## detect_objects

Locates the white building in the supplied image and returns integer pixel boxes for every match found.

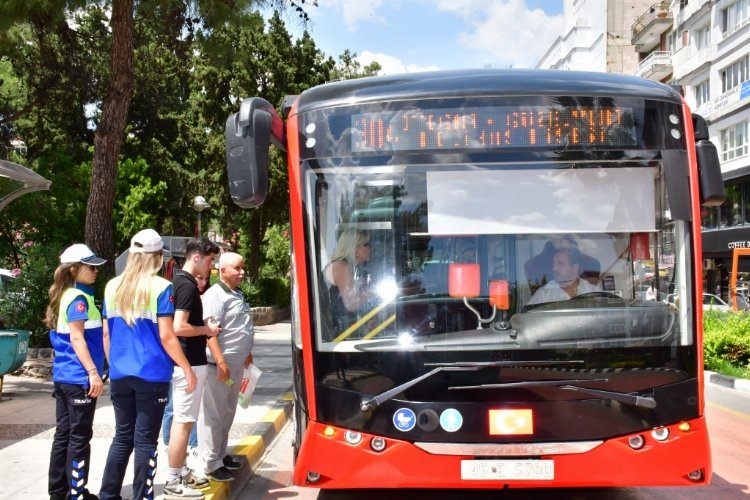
[536,0,655,74]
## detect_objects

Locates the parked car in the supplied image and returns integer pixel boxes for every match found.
[702,293,731,312]
[663,292,732,312]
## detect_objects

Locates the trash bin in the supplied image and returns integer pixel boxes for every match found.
[0,330,30,376]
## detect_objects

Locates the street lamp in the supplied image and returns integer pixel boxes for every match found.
[193,195,210,237]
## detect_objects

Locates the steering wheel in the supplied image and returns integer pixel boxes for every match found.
[574,291,622,299]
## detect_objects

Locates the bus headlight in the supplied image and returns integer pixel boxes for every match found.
[628,434,645,449]
[345,430,363,445]
[370,437,387,452]
[651,427,669,441]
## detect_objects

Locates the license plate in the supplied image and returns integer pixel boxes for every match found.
[460,460,554,480]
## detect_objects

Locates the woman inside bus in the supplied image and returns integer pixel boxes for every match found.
[322,228,371,338]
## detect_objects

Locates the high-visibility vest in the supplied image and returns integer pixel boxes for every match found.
[104,275,175,382]
[49,286,104,385]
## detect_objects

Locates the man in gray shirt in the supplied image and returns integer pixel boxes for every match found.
[198,252,254,482]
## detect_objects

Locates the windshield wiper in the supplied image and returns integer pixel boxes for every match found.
[359,360,584,411]
[559,385,657,409]
[360,366,481,411]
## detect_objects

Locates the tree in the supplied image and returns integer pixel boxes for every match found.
[333,49,382,80]
[0,0,315,275]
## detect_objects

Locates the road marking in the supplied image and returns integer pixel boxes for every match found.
[707,400,750,421]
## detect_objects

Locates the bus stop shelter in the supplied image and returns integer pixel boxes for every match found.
[0,159,51,210]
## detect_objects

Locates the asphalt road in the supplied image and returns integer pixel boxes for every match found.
[237,381,750,499]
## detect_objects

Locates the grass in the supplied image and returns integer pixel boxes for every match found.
[708,357,750,379]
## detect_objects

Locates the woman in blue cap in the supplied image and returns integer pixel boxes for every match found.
[46,243,107,500]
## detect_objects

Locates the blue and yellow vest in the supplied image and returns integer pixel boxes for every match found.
[104,275,175,382]
[49,286,104,386]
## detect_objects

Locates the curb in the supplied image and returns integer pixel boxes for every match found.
[706,371,750,394]
[201,392,293,500]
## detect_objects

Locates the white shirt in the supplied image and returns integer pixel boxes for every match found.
[527,278,599,305]
[202,282,254,365]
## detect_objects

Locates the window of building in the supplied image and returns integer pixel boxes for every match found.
[721,121,749,161]
[744,184,750,224]
[721,0,750,33]
[696,25,710,50]
[667,30,676,53]
[702,206,719,229]
[721,56,749,92]
[695,80,710,107]
[720,184,743,227]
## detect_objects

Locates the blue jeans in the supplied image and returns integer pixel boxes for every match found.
[99,377,169,500]
[161,381,198,448]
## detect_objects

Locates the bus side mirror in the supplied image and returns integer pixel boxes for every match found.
[693,113,725,207]
[225,97,286,209]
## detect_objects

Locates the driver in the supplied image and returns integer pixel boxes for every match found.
[527,245,599,305]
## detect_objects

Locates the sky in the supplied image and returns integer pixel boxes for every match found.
[286,0,565,75]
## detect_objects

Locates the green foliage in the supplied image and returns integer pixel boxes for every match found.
[261,223,290,279]
[240,276,290,308]
[1,1,378,320]
[0,241,61,347]
[703,311,750,375]
[114,157,168,252]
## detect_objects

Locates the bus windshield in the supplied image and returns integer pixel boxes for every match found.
[303,98,692,354]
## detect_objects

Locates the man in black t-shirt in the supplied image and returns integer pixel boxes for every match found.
[164,238,220,498]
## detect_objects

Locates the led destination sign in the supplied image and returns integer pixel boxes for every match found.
[351,106,638,153]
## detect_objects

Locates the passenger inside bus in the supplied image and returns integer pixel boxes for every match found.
[526,239,600,305]
[322,228,371,337]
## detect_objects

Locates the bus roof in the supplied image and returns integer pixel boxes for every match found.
[294,69,681,114]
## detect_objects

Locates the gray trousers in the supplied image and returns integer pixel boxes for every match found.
[198,362,244,474]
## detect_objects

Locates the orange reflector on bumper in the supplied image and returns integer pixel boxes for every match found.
[489,409,534,435]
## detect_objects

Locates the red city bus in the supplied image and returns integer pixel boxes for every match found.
[225,70,725,489]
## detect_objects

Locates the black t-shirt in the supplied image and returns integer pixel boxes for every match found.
[172,269,207,366]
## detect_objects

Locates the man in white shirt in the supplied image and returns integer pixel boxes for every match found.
[198,252,254,482]
[527,247,598,305]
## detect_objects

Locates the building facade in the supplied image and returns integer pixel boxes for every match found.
[536,0,655,74]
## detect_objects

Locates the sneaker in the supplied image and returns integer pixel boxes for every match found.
[222,455,242,470]
[206,466,235,482]
[163,477,205,499]
[184,469,210,490]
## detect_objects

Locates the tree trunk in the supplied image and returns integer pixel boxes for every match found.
[85,0,134,273]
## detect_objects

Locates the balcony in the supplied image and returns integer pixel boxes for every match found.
[635,51,673,81]
[632,2,673,53]
[674,0,711,28]
[672,46,710,82]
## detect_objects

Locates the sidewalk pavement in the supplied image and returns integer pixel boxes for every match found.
[0,320,293,500]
